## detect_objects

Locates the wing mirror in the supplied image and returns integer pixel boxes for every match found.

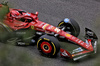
[35,12,38,16]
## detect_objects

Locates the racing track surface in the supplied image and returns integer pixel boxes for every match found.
[0,0,100,66]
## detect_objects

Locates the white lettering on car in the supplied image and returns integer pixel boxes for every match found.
[55,28,60,33]
[48,26,53,29]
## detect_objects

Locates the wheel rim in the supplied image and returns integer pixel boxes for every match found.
[40,41,52,53]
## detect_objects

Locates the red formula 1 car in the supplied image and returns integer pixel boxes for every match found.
[0,2,98,61]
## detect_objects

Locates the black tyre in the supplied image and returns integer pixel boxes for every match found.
[57,18,80,37]
[37,35,60,57]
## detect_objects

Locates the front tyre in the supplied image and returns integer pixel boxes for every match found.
[37,35,60,57]
[57,18,80,37]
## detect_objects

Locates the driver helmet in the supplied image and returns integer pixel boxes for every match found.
[10,10,20,17]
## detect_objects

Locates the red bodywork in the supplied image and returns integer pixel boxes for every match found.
[2,7,96,60]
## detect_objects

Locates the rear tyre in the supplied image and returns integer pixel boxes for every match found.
[37,35,60,57]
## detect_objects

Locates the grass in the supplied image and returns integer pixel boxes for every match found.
[0,4,9,22]
[0,44,34,66]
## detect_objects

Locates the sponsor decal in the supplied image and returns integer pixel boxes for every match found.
[38,22,45,27]
[62,50,69,57]
[76,39,79,42]
[86,44,89,48]
[78,40,82,43]
[52,27,55,30]
[18,42,26,45]
[16,32,26,34]
[72,36,76,40]
[31,26,34,29]
[54,28,60,33]
[48,25,54,29]
[71,36,85,45]
[66,33,71,37]
[42,24,49,30]
[80,42,84,45]
[72,47,83,54]
[36,28,44,31]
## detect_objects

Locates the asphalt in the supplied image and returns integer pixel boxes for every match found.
[0,0,100,66]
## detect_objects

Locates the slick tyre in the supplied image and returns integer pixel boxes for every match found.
[58,18,80,37]
[37,35,60,57]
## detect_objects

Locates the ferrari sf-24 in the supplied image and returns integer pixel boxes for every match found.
[0,2,98,61]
